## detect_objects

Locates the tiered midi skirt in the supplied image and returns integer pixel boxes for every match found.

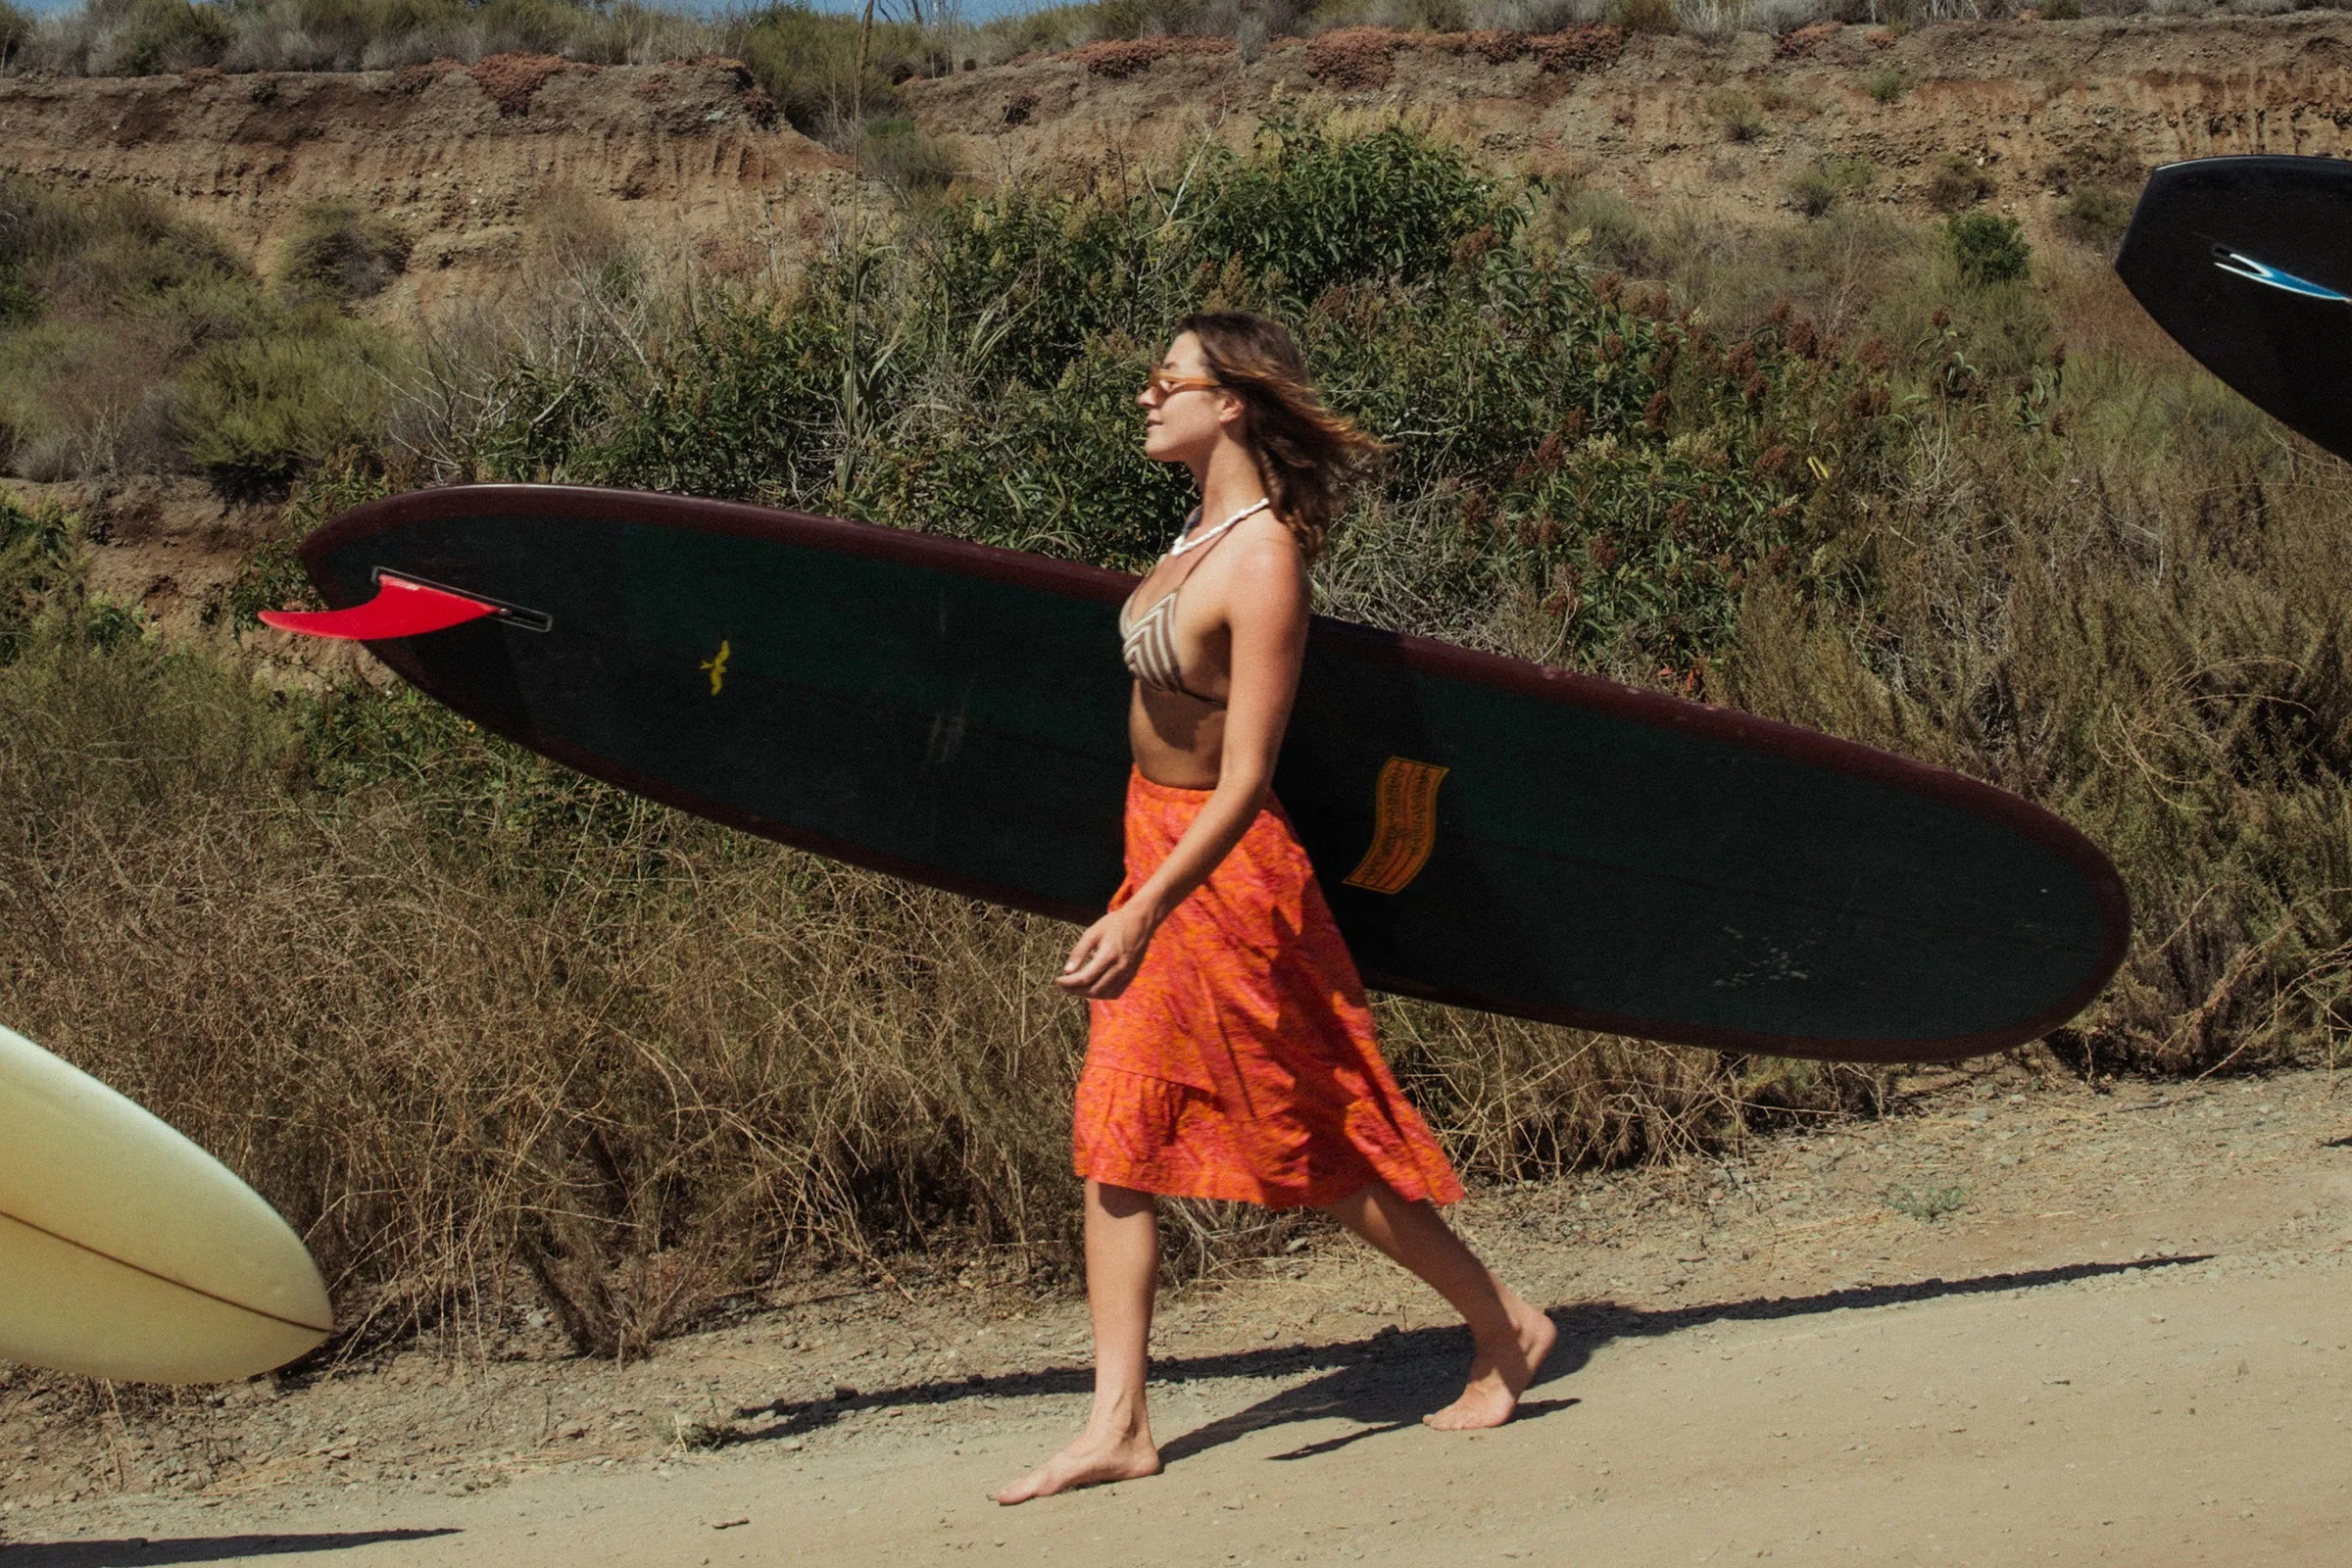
[1073,770,1464,1209]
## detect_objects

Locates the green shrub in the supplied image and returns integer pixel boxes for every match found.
[276,201,412,302]
[1946,212,2031,286]
[0,177,404,491]
[1612,0,1680,35]
[0,179,258,479]
[2039,0,2083,18]
[731,2,942,136]
[1863,66,1907,105]
[93,0,233,74]
[0,178,242,315]
[0,497,72,663]
[858,117,960,200]
[0,1,35,64]
[1924,153,1991,212]
[1185,115,1526,309]
[1787,158,1873,219]
[2059,186,2136,250]
[174,316,397,497]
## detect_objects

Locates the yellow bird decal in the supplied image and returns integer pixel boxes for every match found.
[701,639,731,696]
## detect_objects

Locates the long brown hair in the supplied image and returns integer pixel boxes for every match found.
[1176,311,1382,561]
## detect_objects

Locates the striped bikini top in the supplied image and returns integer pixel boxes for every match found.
[1118,499,1271,704]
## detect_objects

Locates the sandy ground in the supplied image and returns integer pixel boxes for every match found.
[6,1060,2352,1563]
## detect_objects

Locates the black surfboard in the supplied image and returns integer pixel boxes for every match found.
[286,485,2130,1063]
[2114,154,2352,463]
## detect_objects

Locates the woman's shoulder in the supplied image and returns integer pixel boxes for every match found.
[1222,509,1304,564]
[1203,513,1307,604]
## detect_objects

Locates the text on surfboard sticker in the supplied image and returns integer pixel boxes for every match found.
[1344,758,1448,895]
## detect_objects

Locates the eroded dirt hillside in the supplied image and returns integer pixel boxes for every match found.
[5,14,2350,314]
[910,13,2352,227]
[0,58,856,314]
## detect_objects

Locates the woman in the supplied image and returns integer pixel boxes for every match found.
[992,313,1554,1506]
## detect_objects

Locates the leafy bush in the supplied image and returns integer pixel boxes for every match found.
[0,178,402,492]
[276,200,412,301]
[0,178,246,479]
[1611,0,1680,34]
[0,0,34,63]
[175,312,398,496]
[1947,212,2031,286]
[1862,66,1906,104]
[731,2,947,137]
[1786,157,1873,219]
[2058,186,2135,251]
[0,496,72,663]
[1186,115,1527,309]
[858,116,960,200]
[1924,153,1991,212]
[0,177,242,309]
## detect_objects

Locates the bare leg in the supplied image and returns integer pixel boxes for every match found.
[1319,1182,1556,1430]
[991,1180,1166,1503]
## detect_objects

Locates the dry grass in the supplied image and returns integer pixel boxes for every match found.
[1723,360,2352,1077]
[0,590,1795,1361]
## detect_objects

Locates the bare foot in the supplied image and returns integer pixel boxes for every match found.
[1424,1297,1556,1431]
[990,1426,1161,1504]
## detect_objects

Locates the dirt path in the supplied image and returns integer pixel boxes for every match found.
[6,1062,2351,1564]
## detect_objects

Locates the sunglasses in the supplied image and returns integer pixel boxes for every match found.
[1143,369,1223,401]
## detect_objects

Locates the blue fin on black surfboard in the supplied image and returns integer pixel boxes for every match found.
[2114,155,2352,464]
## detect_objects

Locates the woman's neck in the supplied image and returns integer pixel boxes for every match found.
[1187,438,1272,527]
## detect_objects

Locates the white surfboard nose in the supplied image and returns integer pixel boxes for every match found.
[0,1023,332,1385]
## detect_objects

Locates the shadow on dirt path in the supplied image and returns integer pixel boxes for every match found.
[0,1530,459,1565]
[721,1252,2210,1463]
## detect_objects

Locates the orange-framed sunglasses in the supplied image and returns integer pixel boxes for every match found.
[1142,369,1222,401]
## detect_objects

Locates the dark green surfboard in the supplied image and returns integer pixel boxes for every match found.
[296,484,2129,1063]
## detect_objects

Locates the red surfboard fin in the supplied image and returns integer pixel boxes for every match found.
[260,575,501,641]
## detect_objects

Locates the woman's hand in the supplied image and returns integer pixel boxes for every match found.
[1055,903,1160,1000]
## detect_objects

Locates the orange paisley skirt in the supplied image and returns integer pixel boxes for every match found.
[1073,770,1464,1210]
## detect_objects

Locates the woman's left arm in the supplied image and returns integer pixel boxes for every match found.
[1057,533,1309,999]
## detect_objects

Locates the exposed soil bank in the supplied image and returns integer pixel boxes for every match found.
[909,14,2352,227]
[5,15,2351,316]
[0,59,854,313]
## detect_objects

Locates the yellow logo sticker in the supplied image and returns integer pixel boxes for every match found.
[701,639,731,696]
[1343,758,1449,896]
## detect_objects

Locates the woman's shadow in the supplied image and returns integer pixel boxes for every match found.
[1153,1251,2204,1464]
[729,1250,2205,1465]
